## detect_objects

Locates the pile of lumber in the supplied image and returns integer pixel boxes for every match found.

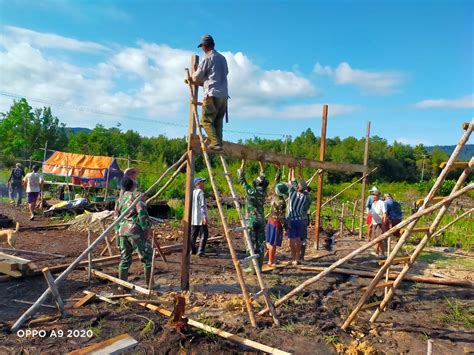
[0,252,38,277]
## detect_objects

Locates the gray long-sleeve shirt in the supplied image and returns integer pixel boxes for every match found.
[193,49,229,98]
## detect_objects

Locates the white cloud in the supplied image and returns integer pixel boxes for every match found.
[395,137,432,146]
[314,61,405,95]
[414,94,474,109]
[3,26,109,53]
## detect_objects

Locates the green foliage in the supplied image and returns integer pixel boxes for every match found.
[441,298,474,328]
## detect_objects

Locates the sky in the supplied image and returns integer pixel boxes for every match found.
[0,0,472,146]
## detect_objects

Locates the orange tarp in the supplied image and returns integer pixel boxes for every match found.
[43,151,114,179]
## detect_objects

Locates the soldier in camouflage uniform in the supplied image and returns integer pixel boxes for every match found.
[265,169,289,267]
[237,160,269,273]
[114,177,153,284]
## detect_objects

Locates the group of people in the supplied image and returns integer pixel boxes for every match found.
[190,161,312,273]
[7,163,44,220]
[365,186,403,256]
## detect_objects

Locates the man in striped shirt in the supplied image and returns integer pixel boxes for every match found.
[287,167,310,265]
[191,177,209,257]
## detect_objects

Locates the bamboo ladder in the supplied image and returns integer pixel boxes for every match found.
[341,120,473,330]
[185,69,280,327]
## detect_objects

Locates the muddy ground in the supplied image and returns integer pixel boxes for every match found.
[0,203,473,354]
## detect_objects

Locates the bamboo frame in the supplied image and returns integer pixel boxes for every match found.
[258,184,474,316]
[342,121,472,329]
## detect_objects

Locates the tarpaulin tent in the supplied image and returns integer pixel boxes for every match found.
[42,151,123,183]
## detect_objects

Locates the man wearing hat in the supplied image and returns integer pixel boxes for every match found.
[365,186,378,240]
[238,160,269,273]
[265,170,288,267]
[368,187,387,256]
[8,163,25,206]
[191,177,209,256]
[191,34,229,151]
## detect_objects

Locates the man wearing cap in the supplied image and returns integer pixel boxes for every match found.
[238,160,269,273]
[8,163,25,206]
[191,34,229,151]
[384,193,402,237]
[369,187,387,256]
[265,169,288,267]
[191,177,209,256]
[286,167,310,266]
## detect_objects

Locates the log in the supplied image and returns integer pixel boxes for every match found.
[299,266,473,288]
[42,268,65,312]
[189,134,367,173]
[67,333,137,355]
[0,248,65,259]
[126,297,291,355]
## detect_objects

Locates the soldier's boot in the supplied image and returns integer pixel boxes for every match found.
[257,252,264,271]
[300,244,307,261]
[144,267,153,288]
[118,268,128,282]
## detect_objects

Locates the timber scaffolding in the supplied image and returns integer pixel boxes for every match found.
[7,54,472,348]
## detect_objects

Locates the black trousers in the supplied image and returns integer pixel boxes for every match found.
[191,225,209,255]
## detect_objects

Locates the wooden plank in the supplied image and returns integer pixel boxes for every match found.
[189,134,367,173]
[0,248,65,258]
[67,333,137,355]
[415,196,444,207]
[73,292,96,308]
[127,297,291,355]
[83,291,118,305]
[1,269,24,277]
[439,161,469,169]
[400,226,430,234]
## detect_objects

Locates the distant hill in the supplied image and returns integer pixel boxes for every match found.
[426,144,473,160]
[66,127,91,135]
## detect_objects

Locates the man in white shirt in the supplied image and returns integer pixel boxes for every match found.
[369,188,387,256]
[23,165,44,220]
[191,177,208,256]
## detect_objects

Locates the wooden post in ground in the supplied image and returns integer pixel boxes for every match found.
[358,121,371,239]
[351,200,358,233]
[87,229,92,285]
[314,104,328,250]
[339,202,345,236]
[181,54,199,291]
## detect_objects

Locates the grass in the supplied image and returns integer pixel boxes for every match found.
[440,298,474,328]
[281,320,297,333]
[323,334,340,346]
[418,252,474,269]
[195,314,218,341]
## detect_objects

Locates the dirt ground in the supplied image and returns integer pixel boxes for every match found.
[0,202,473,354]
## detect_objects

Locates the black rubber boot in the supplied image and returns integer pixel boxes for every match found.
[300,244,306,261]
[118,268,128,282]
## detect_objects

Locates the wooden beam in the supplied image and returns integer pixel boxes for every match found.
[181,54,199,291]
[361,301,382,310]
[91,269,152,296]
[358,121,371,239]
[314,104,328,250]
[439,161,469,169]
[42,268,64,312]
[126,297,291,355]
[0,248,65,259]
[67,333,137,355]
[73,292,96,308]
[362,281,394,291]
[189,134,367,173]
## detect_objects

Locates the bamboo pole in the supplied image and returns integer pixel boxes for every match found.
[185,68,257,327]
[431,207,473,239]
[367,155,474,324]
[145,160,186,204]
[358,122,371,239]
[145,152,187,201]
[257,183,473,316]
[42,268,64,312]
[181,55,199,291]
[314,104,328,250]
[220,156,280,326]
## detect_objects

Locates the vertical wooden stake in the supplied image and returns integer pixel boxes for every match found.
[358,122,371,240]
[181,54,199,290]
[314,104,328,250]
[87,229,92,285]
[351,200,358,234]
[42,268,65,312]
[148,236,156,298]
[339,202,345,236]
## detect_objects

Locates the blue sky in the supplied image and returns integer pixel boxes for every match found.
[0,0,472,146]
